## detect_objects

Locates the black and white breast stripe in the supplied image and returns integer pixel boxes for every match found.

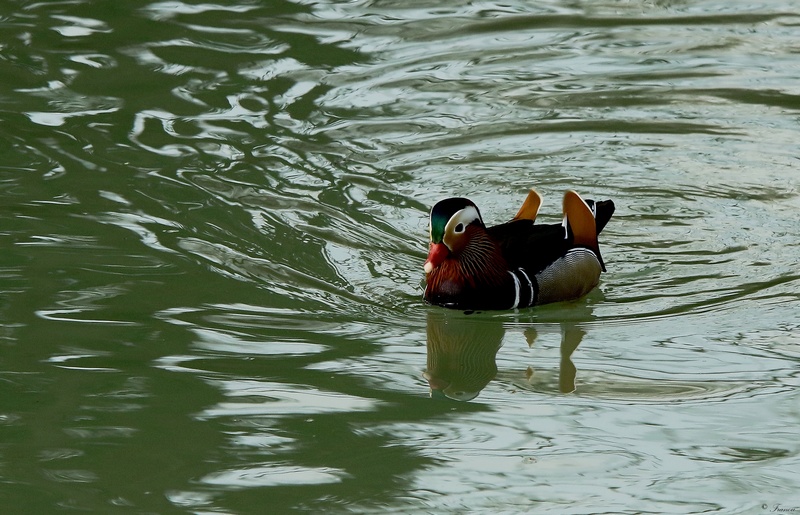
[507,268,538,309]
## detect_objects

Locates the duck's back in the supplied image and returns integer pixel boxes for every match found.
[488,220,571,275]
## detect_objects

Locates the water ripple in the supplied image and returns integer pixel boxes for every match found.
[198,379,381,419]
[200,464,348,489]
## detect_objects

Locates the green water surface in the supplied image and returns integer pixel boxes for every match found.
[1,1,799,513]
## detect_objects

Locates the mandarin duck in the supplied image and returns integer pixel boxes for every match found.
[423,189,614,310]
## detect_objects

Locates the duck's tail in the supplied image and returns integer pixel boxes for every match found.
[587,199,615,235]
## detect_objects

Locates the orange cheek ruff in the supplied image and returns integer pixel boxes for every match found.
[424,242,449,274]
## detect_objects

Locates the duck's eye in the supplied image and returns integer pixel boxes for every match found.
[455,223,464,233]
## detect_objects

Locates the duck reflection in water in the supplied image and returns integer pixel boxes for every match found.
[423,310,585,401]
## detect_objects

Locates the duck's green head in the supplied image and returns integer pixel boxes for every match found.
[429,197,484,244]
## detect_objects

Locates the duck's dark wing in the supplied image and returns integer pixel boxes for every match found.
[488,198,615,275]
[487,220,571,274]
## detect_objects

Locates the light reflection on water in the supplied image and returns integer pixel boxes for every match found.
[1,0,799,512]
